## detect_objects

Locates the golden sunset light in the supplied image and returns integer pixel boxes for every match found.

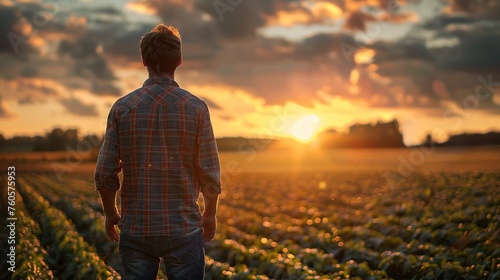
[1,1,499,279]
[290,114,321,142]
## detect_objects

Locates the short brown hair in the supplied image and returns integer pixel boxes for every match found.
[140,24,182,74]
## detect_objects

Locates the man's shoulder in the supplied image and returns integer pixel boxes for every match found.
[111,88,142,108]
[110,84,209,113]
[173,87,207,108]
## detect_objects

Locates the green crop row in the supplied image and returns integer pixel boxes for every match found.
[17,178,120,279]
[24,176,121,271]
[1,183,53,280]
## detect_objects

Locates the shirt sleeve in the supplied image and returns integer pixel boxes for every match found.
[196,102,222,196]
[94,104,122,191]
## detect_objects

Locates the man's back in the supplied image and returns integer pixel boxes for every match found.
[96,76,220,236]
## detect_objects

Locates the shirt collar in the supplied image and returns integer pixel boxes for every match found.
[143,76,179,88]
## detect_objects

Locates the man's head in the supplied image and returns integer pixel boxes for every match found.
[140,24,182,75]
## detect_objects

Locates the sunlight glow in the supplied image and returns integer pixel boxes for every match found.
[310,1,343,19]
[125,2,156,15]
[291,114,321,142]
[354,48,376,65]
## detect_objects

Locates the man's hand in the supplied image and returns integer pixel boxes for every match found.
[99,187,120,242]
[105,211,121,242]
[202,213,216,242]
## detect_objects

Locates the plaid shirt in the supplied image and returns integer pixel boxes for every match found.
[95,76,221,237]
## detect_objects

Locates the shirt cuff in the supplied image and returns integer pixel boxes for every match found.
[95,174,120,192]
[201,181,222,196]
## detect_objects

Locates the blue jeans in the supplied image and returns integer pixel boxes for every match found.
[119,229,205,280]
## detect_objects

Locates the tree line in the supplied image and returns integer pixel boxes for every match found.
[0,128,101,153]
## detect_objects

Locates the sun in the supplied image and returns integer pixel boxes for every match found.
[290,114,321,142]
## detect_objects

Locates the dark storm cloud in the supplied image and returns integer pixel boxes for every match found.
[103,24,154,59]
[374,60,442,106]
[19,66,38,78]
[81,57,116,81]
[59,37,100,60]
[190,34,356,105]
[0,1,123,103]
[294,33,356,77]
[60,97,98,116]
[56,34,120,94]
[364,55,500,112]
[367,19,500,113]
[0,4,32,54]
[370,38,434,63]
[195,0,267,39]
[91,82,122,96]
[345,11,376,30]
[295,33,355,59]
[137,0,301,41]
[11,1,86,39]
[79,6,125,17]
[421,14,475,29]
[435,28,500,73]
[350,0,500,112]
[449,0,500,18]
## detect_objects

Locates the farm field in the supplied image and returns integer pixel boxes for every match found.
[1,148,499,279]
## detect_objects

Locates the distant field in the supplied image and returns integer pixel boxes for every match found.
[1,146,500,175]
[0,147,499,279]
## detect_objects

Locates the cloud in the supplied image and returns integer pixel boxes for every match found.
[448,0,500,18]
[338,0,500,113]
[58,37,100,60]
[430,25,500,74]
[91,81,122,96]
[370,38,434,64]
[60,97,98,117]
[103,23,154,59]
[0,4,35,54]
[168,31,358,106]
[0,77,61,105]
[0,1,122,104]
[2,0,499,124]
[195,0,272,39]
[264,1,343,26]
[0,95,15,118]
[345,10,376,30]
[136,0,341,41]
[105,0,424,109]
[114,0,418,108]
[341,0,419,31]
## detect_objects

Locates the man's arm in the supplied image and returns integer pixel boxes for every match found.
[196,103,222,242]
[95,105,122,242]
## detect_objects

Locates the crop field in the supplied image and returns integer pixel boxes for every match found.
[1,148,499,279]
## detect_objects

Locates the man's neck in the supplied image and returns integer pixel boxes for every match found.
[149,73,175,80]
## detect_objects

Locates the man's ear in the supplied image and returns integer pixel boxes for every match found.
[142,59,147,67]
[178,57,182,67]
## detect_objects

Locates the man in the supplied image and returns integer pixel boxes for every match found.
[95,23,221,280]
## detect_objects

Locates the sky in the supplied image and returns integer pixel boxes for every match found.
[0,0,499,145]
